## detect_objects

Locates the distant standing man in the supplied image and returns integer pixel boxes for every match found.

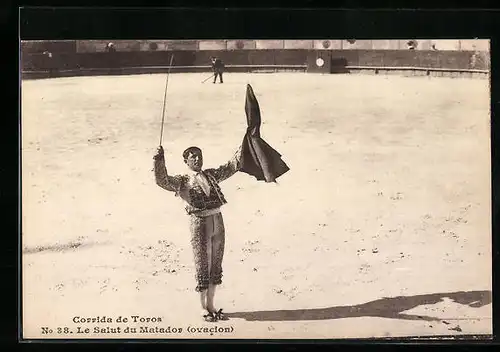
[210,56,225,84]
[153,145,241,322]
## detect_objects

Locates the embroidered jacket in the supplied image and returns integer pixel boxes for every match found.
[154,154,240,215]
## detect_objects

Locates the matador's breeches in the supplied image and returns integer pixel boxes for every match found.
[189,212,226,292]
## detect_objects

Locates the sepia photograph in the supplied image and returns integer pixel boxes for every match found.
[20,38,492,339]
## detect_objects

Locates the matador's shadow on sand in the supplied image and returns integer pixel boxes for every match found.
[225,290,491,322]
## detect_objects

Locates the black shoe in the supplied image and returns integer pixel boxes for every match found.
[203,312,217,322]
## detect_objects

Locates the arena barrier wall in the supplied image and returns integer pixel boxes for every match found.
[20,49,490,80]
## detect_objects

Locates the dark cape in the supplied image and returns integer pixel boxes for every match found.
[239,84,290,182]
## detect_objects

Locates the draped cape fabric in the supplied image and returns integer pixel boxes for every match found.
[239,84,290,182]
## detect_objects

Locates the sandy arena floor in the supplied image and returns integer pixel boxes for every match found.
[21,72,492,339]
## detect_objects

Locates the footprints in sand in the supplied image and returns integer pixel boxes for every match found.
[98,278,118,294]
[120,240,185,276]
[368,178,405,201]
[383,252,411,265]
[238,240,301,301]
[389,192,404,201]
[240,240,261,262]
[133,278,148,291]
[359,263,371,273]
[242,240,260,254]
[273,286,299,301]
[443,204,472,229]
[51,277,118,296]
[53,283,65,292]
[375,191,404,200]
[87,136,109,145]
[419,204,472,245]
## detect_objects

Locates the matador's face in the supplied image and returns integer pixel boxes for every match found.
[185,150,203,172]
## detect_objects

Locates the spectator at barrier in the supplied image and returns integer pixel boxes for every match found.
[105,42,118,71]
[407,40,418,50]
[42,51,54,76]
[105,42,116,53]
[210,56,225,84]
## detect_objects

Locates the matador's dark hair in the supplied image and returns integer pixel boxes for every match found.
[182,146,202,161]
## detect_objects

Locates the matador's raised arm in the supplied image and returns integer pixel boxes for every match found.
[153,146,183,193]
